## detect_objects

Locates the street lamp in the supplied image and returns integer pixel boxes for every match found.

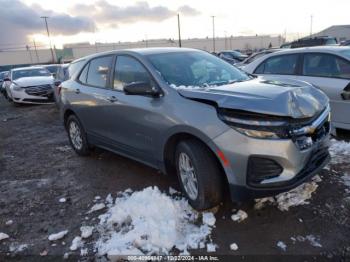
[211,16,216,52]
[177,14,182,48]
[40,16,55,62]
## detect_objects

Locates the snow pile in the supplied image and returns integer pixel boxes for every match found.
[0,233,9,241]
[231,210,248,222]
[329,139,350,164]
[95,186,215,257]
[48,230,68,241]
[255,175,321,211]
[9,243,28,253]
[206,243,217,252]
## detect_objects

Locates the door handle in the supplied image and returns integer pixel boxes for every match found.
[107,96,118,103]
[75,89,80,94]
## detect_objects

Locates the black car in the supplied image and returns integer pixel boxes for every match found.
[218,50,248,64]
[0,71,9,96]
[290,36,337,48]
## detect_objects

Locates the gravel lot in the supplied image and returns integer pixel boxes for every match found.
[0,95,350,261]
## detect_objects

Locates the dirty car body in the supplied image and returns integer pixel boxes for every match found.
[60,48,330,209]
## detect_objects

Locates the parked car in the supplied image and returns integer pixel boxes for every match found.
[235,49,282,68]
[280,42,292,49]
[53,58,87,107]
[289,36,337,48]
[53,64,70,106]
[242,46,350,131]
[39,64,62,78]
[218,50,248,64]
[340,40,350,46]
[60,48,330,210]
[0,71,9,96]
[3,66,55,104]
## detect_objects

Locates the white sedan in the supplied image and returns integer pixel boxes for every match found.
[242,46,350,131]
[4,67,55,104]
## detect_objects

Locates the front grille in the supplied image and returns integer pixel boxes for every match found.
[247,157,283,186]
[24,84,53,97]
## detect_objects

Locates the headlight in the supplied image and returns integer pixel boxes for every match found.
[11,83,22,91]
[235,127,280,139]
[219,114,286,139]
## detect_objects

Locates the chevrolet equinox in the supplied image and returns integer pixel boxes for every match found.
[60,48,330,210]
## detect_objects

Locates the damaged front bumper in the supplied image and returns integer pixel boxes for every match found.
[210,106,331,201]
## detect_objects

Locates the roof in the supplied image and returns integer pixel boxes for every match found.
[11,66,46,71]
[264,45,350,55]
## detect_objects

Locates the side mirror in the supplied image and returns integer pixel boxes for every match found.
[124,81,161,97]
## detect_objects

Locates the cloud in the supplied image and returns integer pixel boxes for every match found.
[71,1,200,26]
[0,0,200,47]
[0,0,95,46]
[178,5,201,16]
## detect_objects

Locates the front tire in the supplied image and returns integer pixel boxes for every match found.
[66,115,90,156]
[175,139,223,210]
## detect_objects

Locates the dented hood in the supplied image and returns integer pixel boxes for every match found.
[177,78,329,119]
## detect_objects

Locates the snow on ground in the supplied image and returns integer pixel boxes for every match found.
[255,175,321,211]
[291,235,322,248]
[202,212,216,226]
[88,203,106,213]
[230,243,238,251]
[48,230,68,241]
[206,243,217,252]
[231,210,248,222]
[329,139,350,164]
[9,243,28,253]
[342,173,350,188]
[70,236,83,251]
[80,226,93,239]
[0,233,9,241]
[5,220,13,226]
[277,241,287,251]
[94,186,215,257]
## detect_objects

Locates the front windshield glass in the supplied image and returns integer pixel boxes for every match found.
[147,51,250,87]
[45,65,59,74]
[340,49,350,60]
[12,68,51,80]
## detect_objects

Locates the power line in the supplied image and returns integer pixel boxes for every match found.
[40,16,55,62]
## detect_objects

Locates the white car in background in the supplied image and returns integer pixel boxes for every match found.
[242,46,350,131]
[3,67,55,104]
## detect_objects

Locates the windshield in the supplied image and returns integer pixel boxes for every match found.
[340,49,350,60]
[325,38,337,45]
[12,68,51,80]
[147,51,251,87]
[44,65,60,74]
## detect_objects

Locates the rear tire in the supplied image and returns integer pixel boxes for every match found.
[66,115,90,156]
[175,139,223,210]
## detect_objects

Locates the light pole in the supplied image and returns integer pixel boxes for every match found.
[177,14,182,48]
[310,15,313,37]
[40,16,55,62]
[211,16,216,52]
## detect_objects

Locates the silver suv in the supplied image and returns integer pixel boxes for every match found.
[60,48,330,210]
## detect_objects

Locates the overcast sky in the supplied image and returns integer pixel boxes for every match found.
[1,0,349,48]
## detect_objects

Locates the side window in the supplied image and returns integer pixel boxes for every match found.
[113,56,152,91]
[303,53,350,79]
[86,56,113,88]
[254,61,266,74]
[78,63,89,84]
[262,54,298,75]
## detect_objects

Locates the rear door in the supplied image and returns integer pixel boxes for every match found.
[253,53,301,81]
[69,55,115,140]
[296,53,350,127]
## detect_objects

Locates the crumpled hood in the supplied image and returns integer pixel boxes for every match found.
[13,76,54,87]
[177,77,329,119]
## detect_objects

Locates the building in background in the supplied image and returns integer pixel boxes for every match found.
[0,34,282,70]
[313,25,350,42]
